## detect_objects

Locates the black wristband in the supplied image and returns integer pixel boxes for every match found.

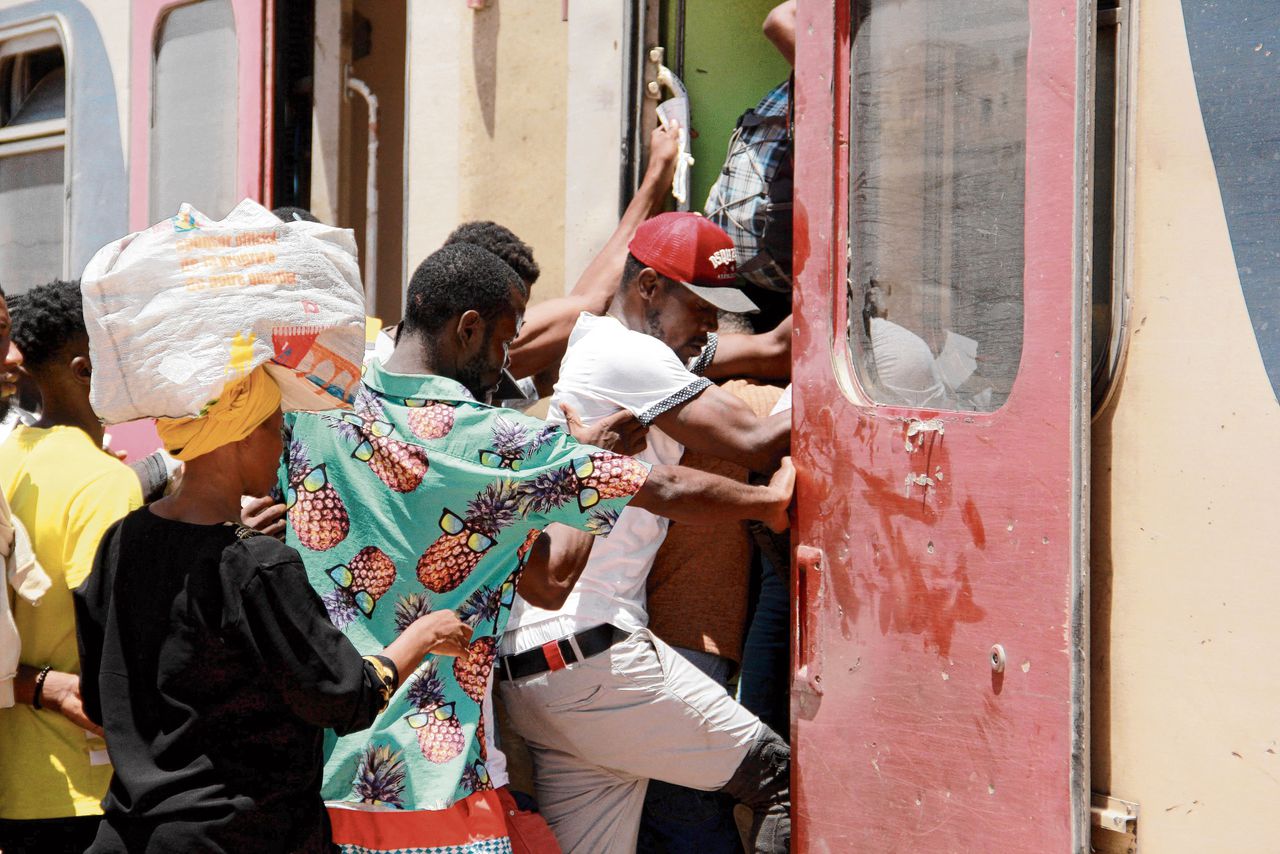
[32,665,52,710]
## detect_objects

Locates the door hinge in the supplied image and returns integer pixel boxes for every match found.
[1091,793,1138,854]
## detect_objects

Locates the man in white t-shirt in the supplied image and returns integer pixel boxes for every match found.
[498,213,791,854]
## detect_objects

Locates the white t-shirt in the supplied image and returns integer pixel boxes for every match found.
[869,317,948,408]
[770,384,792,416]
[501,313,711,655]
[481,674,508,789]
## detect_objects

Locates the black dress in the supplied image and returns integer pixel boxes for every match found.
[75,508,391,853]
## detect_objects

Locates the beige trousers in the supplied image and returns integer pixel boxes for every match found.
[497,628,763,854]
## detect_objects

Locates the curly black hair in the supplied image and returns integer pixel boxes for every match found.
[443,221,540,286]
[403,244,523,338]
[273,206,320,224]
[11,279,86,368]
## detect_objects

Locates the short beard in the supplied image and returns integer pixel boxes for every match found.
[643,306,664,340]
[456,327,496,403]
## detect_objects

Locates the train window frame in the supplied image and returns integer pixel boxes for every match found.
[147,0,239,222]
[1091,0,1137,417]
[843,1,1032,416]
[0,18,70,292]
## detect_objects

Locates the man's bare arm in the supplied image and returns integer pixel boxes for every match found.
[631,457,794,533]
[704,315,792,382]
[764,1,798,66]
[652,384,790,474]
[515,524,597,610]
[507,124,680,382]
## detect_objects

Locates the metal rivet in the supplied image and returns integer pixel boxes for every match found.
[989,644,1006,673]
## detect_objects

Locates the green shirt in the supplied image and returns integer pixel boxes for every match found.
[282,361,649,811]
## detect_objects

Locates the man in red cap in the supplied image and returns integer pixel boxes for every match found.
[497,212,791,854]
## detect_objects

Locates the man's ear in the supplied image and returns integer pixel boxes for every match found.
[70,354,92,386]
[455,309,485,354]
[635,268,663,302]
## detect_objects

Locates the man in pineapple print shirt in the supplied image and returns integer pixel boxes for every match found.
[499,212,793,854]
[283,243,793,854]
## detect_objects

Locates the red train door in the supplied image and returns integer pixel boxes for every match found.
[791,1,1091,851]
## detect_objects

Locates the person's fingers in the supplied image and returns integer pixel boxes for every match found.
[260,519,287,537]
[561,402,585,428]
[79,716,105,739]
[242,495,274,515]
[242,496,289,537]
[770,456,797,498]
[597,408,637,430]
[255,502,288,524]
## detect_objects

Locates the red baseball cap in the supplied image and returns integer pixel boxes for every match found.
[628,212,759,313]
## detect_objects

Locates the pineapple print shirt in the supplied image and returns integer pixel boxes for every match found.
[282,362,650,812]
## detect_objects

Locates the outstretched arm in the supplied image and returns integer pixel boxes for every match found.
[652,382,790,474]
[630,457,794,532]
[704,315,792,382]
[507,124,680,383]
[764,1,798,66]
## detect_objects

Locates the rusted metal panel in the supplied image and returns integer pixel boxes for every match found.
[790,0,1090,851]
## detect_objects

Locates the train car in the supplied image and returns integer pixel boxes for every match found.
[0,0,1276,851]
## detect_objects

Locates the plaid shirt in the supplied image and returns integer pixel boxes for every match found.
[704,79,792,293]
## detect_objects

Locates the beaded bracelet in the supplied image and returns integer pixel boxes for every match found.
[32,665,53,710]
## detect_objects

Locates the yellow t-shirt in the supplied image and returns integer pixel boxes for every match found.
[0,425,142,819]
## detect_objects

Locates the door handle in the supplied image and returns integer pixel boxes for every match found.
[794,544,824,698]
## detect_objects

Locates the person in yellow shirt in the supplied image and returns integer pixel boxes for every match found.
[0,280,142,853]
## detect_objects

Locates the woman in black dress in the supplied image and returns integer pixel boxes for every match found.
[75,370,471,853]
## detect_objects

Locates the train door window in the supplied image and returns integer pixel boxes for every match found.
[0,27,66,294]
[847,0,1028,412]
[149,0,238,221]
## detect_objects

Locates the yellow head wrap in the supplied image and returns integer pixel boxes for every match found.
[156,367,282,462]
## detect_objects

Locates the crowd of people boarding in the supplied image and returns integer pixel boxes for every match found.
[0,3,800,853]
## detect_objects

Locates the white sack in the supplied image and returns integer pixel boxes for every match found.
[82,199,367,422]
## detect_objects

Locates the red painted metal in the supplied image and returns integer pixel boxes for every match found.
[260,0,275,207]
[128,0,267,229]
[104,418,162,461]
[790,1,1085,851]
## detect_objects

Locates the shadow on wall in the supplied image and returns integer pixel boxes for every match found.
[472,0,500,137]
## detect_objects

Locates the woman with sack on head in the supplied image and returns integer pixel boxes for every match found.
[74,366,474,853]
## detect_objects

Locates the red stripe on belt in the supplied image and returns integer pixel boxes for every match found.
[541,639,568,671]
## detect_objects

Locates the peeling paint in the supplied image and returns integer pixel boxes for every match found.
[905,472,936,495]
[905,417,946,452]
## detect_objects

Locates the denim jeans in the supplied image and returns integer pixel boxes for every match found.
[637,646,743,854]
[738,553,790,740]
